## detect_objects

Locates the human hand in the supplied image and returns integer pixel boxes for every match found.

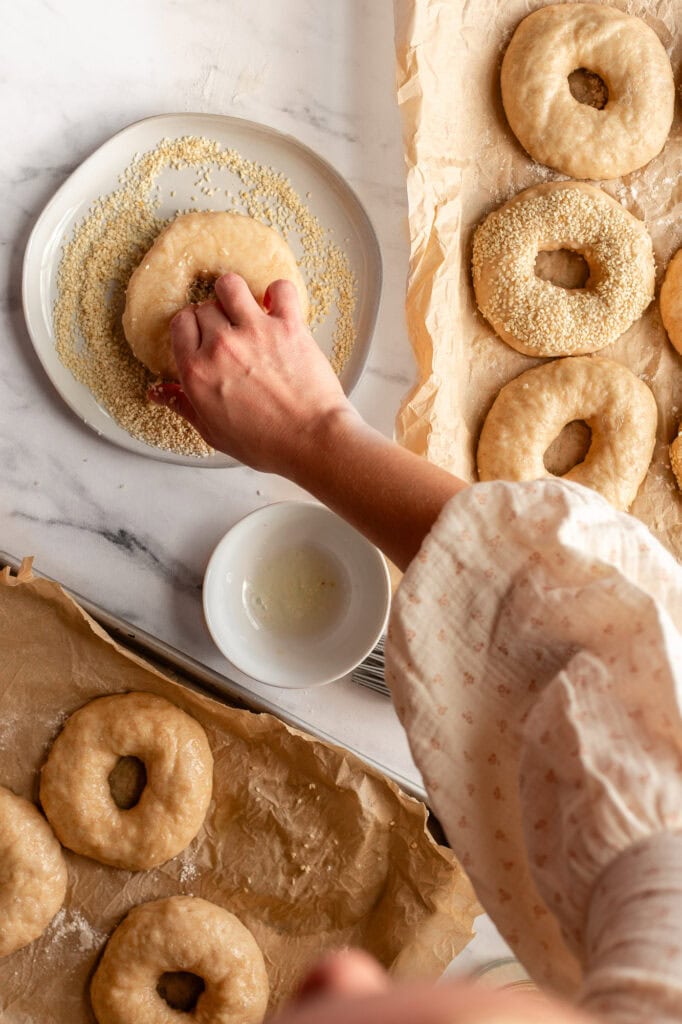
[148,273,358,475]
[268,950,596,1024]
[148,273,465,571]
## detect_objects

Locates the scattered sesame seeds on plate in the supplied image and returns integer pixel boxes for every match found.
[22,113,382,467]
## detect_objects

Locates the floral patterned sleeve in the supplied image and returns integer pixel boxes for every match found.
[386,478,682,1023]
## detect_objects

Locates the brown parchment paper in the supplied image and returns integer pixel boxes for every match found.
[394,0,682,560]
[0,560,477,1024]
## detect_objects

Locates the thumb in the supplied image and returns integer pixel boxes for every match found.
[148,382,202,431]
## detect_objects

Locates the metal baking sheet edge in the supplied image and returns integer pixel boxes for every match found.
[0,549,427,803]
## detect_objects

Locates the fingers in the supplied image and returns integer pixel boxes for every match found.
[264,279,304,321]
[148,382,202,432]
[170,307,201,366]
[215,272,261,324]
[295,951,389,1002]
[194,299,230,338]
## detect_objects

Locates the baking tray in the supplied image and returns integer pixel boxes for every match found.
[0,550,426,803]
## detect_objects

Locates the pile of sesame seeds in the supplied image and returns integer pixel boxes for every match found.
[471,185,654,357]
[54,135,358,458]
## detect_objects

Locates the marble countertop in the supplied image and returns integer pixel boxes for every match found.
[2,0,420,789]
[2,0,514,976]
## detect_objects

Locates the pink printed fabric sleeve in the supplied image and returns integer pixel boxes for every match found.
[386,478,682,1022]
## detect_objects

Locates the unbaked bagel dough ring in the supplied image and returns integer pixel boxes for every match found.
[40,692,213,871]
[501,4,675,180]
[0,785,68,957]
[122,211,310,380]
[661,251,682,492]
[90,896,269,1024]
[670,431,682,492]
[472,181,654,358]
[661,248,682,356]
[477,356,657,510]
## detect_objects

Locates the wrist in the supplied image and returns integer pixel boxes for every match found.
[288,404,374,490]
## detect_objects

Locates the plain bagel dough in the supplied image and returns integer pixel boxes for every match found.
[661,248,682,356]
[477,356,657,510]
[472,181,654,358]
[122,211,310,379]
[90,896,269,1024]
[0,785,68,957]
[40,692,213,871]
[501,4,675,180]
[667,251,682,491]
[670,432,682,492]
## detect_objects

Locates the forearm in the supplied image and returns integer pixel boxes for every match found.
[158,278,467,560]
[290,411,468,572]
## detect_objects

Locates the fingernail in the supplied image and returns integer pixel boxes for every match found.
[147,382,176,405]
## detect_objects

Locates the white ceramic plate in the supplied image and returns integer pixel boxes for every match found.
[203,501,391,688]
[22,113,383,467]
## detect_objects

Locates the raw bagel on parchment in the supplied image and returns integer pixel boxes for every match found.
[501,3,674,180]
[0,785,68,957]
[477,356,657,511]
[40,691,213,871]
[657,251,682,493]
[90,896,269,1024]
[661,248,682,358]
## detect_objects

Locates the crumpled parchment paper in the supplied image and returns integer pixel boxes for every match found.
[394,0,682,559]
[0,559,477,1023]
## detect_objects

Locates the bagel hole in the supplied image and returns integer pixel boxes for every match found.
[187,273,218,304]
[535,249,590,290]
[568,68,608,109]
[108,756,147,810]
[544,420,592,476]
[157,971,206,1013]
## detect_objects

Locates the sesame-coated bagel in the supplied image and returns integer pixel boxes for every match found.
[123,212,309,380]
[90,896,269,1024]
[477,356,657,510]
[472,181,654,358]
[40,692,213,871]
[501,4,674,180]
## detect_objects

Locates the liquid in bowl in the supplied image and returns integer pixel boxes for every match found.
[242,543,351,638]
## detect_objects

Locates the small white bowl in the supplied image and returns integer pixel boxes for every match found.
[202,501,391,688]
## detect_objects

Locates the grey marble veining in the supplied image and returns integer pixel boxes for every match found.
[0,0,420,787]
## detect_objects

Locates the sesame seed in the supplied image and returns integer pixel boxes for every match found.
[472,185,654,357]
